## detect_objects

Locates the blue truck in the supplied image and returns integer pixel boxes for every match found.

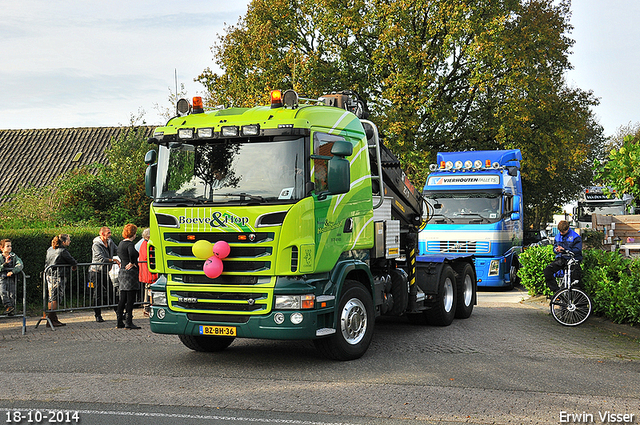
[419,150,523,288]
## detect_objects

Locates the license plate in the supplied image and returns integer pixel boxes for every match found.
[199,325,236,336]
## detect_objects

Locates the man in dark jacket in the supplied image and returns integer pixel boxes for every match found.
[544,220,583,294]
[89,227,120,322]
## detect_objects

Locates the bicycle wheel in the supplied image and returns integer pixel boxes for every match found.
[550,288,592,326]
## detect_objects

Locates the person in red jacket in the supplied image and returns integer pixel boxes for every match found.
[138,228,157,317]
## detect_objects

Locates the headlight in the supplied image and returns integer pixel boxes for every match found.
[221,126,239,137]
[197,128,213,138]
[150,291,168,306]
[242,124,260,136]
[178,128,194,139]
[488,260,500,276]
[275,294,315,310]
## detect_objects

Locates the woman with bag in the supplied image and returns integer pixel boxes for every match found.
[116,224,141,330]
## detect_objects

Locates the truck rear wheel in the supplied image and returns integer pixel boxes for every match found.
[314,280,374,361]
[178,334,235,352]
[424,264,457,326]
[454,262,475,319]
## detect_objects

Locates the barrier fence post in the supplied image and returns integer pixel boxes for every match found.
[0,271,28,335]
[35,262,148,330]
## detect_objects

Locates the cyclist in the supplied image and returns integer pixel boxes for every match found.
[543,220,582,296]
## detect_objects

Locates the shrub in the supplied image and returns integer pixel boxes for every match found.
[519,246,640,325]
[517,244,555,296]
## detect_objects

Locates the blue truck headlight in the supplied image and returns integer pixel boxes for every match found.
[488,260,500,276]
[275,294,315,310]
[151,291,168,306]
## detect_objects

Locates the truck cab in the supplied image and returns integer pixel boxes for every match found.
[419,150,523,288]
[574,186,634,229]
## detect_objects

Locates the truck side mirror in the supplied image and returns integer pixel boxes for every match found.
[511,212,520,221]
[331,140,353,157]
[144,150,157,165]
[145,164,157,198]
[327,157,351,195]
[144,150,157,198]
[512,195,521,213]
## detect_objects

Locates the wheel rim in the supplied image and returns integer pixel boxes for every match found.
[462,274,473,307]
[443,277,454,312]
[340,298,368,345]
[551,290,591,326]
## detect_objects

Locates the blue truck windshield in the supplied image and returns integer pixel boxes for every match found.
[155,138,306,203]
[426,193,502,224]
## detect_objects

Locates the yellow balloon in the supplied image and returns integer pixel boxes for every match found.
[192,240,213,260]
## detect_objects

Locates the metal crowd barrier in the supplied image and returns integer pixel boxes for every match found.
[0,271,28,335]
[36,262,147,330]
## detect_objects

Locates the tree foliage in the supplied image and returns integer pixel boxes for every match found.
[594,134,640,206]
[197,0,605,230]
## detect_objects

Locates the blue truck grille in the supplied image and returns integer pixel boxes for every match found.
[426,241,490,254]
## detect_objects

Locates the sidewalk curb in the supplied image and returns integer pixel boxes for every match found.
[522,294,640,341]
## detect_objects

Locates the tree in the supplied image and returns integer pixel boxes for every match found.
[197,0,605,230]
[594,135,640,207]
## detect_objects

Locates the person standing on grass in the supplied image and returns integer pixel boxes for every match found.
[0,239,24,316]
[116,224,141,329]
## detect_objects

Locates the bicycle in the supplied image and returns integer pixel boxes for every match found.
[549,251,592,326]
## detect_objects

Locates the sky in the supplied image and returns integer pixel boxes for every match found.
[1,0,639,138]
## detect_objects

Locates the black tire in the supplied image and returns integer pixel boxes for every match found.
[314,280,375,361]
[550,288,592,327]
[424,265,457,326]
[178,334,235,352]
[454,262,475,319]
[389,268,410,316]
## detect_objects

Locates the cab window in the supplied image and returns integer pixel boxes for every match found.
[313,132,345,192]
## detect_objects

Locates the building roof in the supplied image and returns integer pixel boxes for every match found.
[0,126,155,203]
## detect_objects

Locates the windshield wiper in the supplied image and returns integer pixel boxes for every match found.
[458,213,488,223]
[155,196,206,204]
[216,193,266,202]
[429,214,452,223]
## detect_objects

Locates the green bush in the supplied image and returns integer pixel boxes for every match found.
[519,246,640,325]
[517,244,555,297]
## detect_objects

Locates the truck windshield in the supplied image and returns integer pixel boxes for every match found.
[577,203,626,223]
[425,193,502,224]
[155,137,306,204]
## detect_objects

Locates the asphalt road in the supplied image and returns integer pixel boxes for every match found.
[1,286,638,425]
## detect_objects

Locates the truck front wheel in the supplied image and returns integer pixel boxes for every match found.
[178,334,235,352]
[424,265,457,326]
[314,280,375,361]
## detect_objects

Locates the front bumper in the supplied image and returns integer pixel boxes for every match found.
[149,304,336,340]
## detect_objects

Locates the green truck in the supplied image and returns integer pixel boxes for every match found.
[145,90,477,360]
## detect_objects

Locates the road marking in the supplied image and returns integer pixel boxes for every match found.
[4,408,356,425]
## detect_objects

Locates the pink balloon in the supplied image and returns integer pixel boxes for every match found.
[203,255,223,279]
[213,241,231,259]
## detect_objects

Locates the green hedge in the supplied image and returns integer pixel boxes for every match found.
[518,246,640,325]
[2,226,141,304]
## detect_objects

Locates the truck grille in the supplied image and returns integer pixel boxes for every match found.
[169,290,270,314]
[168,259,270,273]
[426,241,490,254]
